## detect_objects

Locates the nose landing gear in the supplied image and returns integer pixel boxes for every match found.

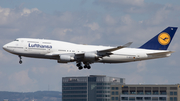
[19,56,22,64]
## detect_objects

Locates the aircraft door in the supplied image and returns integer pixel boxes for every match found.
[136,55,140,59]
[47,48,51,53]
[23,40,28,52]
[136,53,147,60]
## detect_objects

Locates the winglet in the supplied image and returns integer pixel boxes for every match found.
[123,42,133,47]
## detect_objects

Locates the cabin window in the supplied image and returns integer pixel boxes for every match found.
[58,50,66,52]
[42,42,51,44]
[27,41,39,43]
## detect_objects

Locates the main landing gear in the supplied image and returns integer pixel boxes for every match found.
[76,62,91,70]
[19,55,22,64]
[76,63,83,70]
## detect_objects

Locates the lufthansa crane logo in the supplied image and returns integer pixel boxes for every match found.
[158,32,171,45]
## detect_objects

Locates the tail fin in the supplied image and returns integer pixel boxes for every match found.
[139,27,178,50]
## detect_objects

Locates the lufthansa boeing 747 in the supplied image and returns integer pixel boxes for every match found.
[3,27,178,70]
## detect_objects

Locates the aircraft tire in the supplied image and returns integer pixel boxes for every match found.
[84,65,87,68]
[87,66,91,69]
[78,66,83,70]
[19,60,22,64]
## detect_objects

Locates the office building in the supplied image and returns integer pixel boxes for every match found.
[62,75,125,101]
[111,84,180,101]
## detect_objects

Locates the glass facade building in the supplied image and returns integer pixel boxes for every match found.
[62,75,125,101]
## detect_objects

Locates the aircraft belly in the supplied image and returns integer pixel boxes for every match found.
[99,54,136,63]
[13,52,58,60]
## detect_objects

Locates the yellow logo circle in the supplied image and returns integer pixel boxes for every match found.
[158,32,171,45]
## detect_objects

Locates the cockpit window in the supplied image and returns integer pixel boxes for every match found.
[14,39,19,41]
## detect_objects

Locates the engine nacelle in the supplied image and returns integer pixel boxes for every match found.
[84,52,98,60]
[57,55,74,63]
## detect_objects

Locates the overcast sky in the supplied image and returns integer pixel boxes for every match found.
[0,0,180,92]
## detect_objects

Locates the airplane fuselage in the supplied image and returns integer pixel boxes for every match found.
[3,38,171,63]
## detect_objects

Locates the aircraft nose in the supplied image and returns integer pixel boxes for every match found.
[3,42,16,53]
[2,44,7,50]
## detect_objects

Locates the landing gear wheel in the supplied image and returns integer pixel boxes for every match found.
[77,62,83,70]
[19,60,22,64]
[87,65,91,69]
[76,62,91,70]
[78,66,83,70]
[84,65,87,68]
[76,63,81,67]
[84,64,91,69]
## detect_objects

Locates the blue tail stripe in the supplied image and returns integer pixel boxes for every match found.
[139,27,178,50]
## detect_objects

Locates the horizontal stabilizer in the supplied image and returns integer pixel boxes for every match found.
[147,51,174,56]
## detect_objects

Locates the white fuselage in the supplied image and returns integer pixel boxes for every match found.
[3,38,171,63]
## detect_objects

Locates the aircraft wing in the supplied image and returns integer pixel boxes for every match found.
[45,52,61,56]
[97,42,132,55]
[45,42,133,62]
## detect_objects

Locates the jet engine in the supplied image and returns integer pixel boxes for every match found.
[84,52,98,60]
[57,55,74,63]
